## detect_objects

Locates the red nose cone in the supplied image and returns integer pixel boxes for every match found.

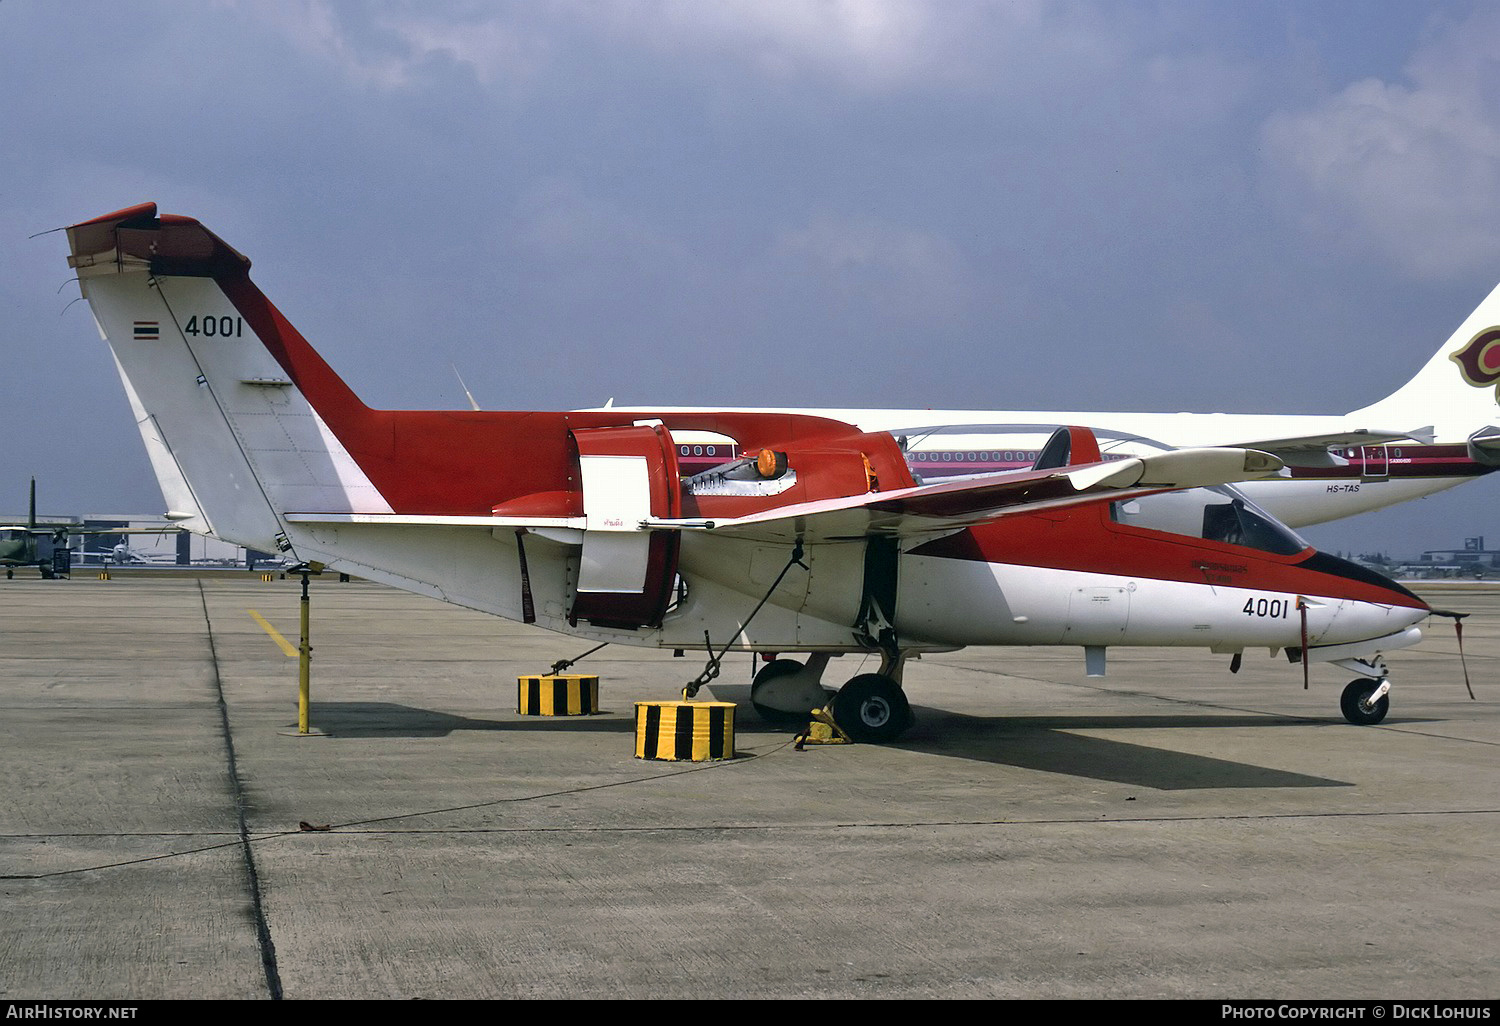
[1297,551,1427,610]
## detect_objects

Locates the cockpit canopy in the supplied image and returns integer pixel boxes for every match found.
[1111,485,1308,555]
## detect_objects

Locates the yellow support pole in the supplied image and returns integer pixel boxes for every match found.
[297,568,312,734]
[279,566,326,737]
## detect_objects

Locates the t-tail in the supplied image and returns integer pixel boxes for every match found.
[66,202,398,560]
[67,203,601,602]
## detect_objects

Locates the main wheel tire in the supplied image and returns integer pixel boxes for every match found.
[751,659,815,725]
[831,673,912,743]
[1340,678,1389,725]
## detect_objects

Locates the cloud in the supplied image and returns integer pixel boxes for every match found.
[237,1,1111,97]
[604,0,980,90]
[236,0,550,90]
[239,1,971,97]
[771,213,968,321]
[1261,7,1500,281]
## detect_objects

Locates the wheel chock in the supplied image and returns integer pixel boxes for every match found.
[793,706,850,748]
[635,701,735,761]
[517,674,599,716]
[97,571,111,581]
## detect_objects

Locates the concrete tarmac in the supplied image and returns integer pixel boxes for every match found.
[1,574,1496,1000]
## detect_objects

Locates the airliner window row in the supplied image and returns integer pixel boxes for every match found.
[907,451,1041,463]
[673,445,1049,463]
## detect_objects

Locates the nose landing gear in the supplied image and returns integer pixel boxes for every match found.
[1328,655,1393,725]
[1339,678,1391,725]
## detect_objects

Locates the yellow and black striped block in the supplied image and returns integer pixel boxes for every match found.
[635,701,736,762]
[517,674,599,716]
[97,571,111,581]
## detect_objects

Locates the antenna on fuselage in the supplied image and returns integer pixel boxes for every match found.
[451,364,482,412]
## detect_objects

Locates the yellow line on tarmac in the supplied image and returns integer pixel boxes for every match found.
[247,609,298,659]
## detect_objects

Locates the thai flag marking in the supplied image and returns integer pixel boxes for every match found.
[133,321,160,341]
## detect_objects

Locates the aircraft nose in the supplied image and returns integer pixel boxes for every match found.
[1295,550,1428,612]
[1293,549,1430,649]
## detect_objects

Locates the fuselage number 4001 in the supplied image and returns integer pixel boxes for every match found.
[1243,596,1292,618]
[183,315,244,338]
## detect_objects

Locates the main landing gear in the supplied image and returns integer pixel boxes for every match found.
[830,673,911,743]
[750,655,831,726]
[750,652,914,743]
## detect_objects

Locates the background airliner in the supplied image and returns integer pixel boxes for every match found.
[638,284,1500,531]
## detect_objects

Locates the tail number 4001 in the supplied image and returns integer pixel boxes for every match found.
[182,315,245,338]
[1243,596,1292,618]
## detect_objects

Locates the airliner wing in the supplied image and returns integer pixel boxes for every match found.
[646,447,1282,544]
[1231,428,1432,467]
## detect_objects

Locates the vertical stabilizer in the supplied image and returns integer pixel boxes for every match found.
[1349,281,1500,443]
[66,205,393,556]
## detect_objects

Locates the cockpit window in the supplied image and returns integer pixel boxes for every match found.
[1112,485,1307,556]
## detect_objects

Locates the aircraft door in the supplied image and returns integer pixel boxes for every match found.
[568,424,682,630]
[1361,445,1388,479]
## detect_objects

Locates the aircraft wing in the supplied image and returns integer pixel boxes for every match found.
[1228,428,1432,467]
[646,447,1283,544]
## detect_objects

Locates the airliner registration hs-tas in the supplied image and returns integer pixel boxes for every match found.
[63,203,1449,740]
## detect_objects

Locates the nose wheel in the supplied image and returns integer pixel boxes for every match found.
[1340,678,1390,725]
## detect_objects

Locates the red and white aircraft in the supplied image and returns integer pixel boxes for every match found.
[65,204,1438,739]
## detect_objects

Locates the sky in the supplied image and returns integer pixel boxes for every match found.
[4,0,1500,558]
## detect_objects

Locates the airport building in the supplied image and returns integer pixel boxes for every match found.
[1418,536,1500,571]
